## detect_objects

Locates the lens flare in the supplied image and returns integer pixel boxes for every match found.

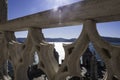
[53,0,63,11]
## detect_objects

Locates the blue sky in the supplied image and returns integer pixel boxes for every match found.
[8,0,120,39]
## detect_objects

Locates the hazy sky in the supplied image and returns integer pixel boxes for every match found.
[8,0,120,39]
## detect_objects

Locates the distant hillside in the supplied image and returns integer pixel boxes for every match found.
[16,38,76,43]
[16,37,120,43]
[102,37,120,43]
[17,38,26,43]
[45,38,76,42]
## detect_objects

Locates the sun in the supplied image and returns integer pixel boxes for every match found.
[52,0,81,11]
[53,0,69,11]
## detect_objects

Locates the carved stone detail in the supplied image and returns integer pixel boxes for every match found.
[0,0,120,79]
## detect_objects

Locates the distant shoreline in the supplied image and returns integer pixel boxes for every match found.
[17,36,120,43]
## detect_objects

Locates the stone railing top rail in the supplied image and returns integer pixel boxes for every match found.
[0,0,120,31]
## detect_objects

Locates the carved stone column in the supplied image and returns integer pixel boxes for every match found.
[0,0,8,79]
[0,32,8,79]
[55,25,90,80]
[14,29,35,80]
[14,28,47,80]
[0,0,7,23]
[84,20,120,80]
[29,28,59,80]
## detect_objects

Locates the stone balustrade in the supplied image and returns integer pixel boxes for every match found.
[0,0,120,80]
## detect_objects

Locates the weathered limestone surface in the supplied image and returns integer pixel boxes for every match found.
[0,0,120,31]
[1,20,120,80]
[84,20,120,80]
[0,0,8,79]
[0,0,120,80]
